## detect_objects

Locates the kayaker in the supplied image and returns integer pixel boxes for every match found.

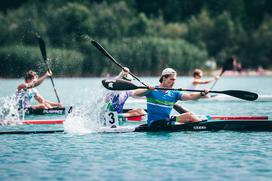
[104,67,146,118]
[16,70,62,110]
[134,68,209,127]
[189,69,219,90]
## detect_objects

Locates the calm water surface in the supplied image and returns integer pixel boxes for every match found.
[0,76,272,181]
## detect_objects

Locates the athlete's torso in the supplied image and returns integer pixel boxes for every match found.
[145,88,182,125]
[16,88,37,108]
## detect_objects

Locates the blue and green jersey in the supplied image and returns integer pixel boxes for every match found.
[145,88,182,125]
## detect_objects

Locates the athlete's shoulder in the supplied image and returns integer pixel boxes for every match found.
[145,86,159,97]
[17,82,28,91]
[169,90,182,100]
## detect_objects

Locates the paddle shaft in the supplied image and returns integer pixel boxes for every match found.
[210,69,224,90]
[91,40,148,86]
[136,86,243,93]
[135,86,257,101]
[37,35,61,103]
[135,86,208,92]
[44,63,61,103]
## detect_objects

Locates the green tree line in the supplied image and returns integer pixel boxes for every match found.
[0,0,271,77]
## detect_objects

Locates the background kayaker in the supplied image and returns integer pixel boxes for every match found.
[16,70,62,110]
[189,69,219,91]
[104,67,146,118]
[134,68,209,127]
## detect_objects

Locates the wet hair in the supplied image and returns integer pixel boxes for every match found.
[159,75,170,83]
[193,69,202,78]
[24,70,37,81]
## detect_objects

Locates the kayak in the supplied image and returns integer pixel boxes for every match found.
[134,118,272,132]
[0,114,141,126]
[22,119,65,124]
[1,115,271,134]
[0,130,64,135]
[101,115,272,132]
[20,106,72,115]
[2,115,271,135]
[0,119,65,125]
[0,115,268,126]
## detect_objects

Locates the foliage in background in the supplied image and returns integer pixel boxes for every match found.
[0,0,271,77]
[0,45,85,77]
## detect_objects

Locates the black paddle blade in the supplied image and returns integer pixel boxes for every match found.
[222,90,258,101]
[36,34,61,103]
[102,79,139,91]
[218,57,234,76]
[91,40,103,52]
[91,40,112,60]
[223,57,234,71]
[36,35,47,61]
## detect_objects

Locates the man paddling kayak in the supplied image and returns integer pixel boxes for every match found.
[16,70,62,110]
[104,67,146,118]
[134,68,209,126]
[189,69,219,90]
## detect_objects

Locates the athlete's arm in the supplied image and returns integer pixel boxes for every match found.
[43,100,62,107]
[34,93,62,107]
[32,70,52,87]
[34,92,46,104]
[133,86,154,97]
[17,83,29,91]
[133,89,149,97]
[17,70,52,91]
[193,76,219,85]
[193,79,213,85]
[181,89,209,101]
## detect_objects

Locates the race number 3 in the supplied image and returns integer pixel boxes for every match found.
[104,111,118,127]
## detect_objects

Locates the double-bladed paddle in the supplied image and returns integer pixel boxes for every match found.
[36,34,61,103]
[102,79,258,101]
[91,40,188,113]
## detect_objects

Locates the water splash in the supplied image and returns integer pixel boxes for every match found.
[0,95,21,125]
[63,84,109,134]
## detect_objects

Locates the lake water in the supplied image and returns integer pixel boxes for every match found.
[0,76,272,181]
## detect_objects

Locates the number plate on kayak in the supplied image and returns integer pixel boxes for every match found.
[104,111,119,127]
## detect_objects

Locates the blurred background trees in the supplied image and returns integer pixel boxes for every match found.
[0,0,271,77]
